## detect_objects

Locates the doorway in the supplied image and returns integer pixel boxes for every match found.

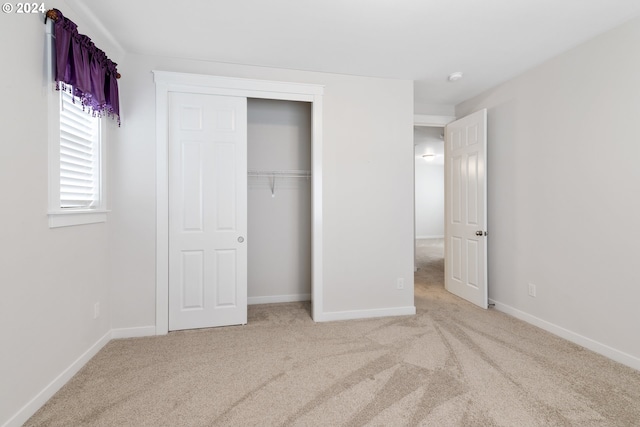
[414,124,445,291]
[247,98,312,307]
[413,116,450,282]
[413,111,488,309]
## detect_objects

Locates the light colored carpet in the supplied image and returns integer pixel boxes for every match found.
[26,238,640,426]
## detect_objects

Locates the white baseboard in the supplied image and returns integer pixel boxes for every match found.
[316,305,416,322]
[2,330,111,427]
[490,299,640,371]
[416,235,444,239]
[247,293,311,305]
[111,326,156,339]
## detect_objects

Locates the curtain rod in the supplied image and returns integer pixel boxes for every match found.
[45,9,121,79]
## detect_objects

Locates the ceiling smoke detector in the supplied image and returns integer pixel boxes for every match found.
[448,72,464,82]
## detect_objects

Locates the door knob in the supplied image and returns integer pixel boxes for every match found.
[237,236,245,243]
[475,231,484,236]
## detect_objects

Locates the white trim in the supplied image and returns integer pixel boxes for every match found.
[414,114,457,127]
[111,326,157,339]
[153,72,324,96]
[415,235,444,239]
[316,306,416,323]
[48,211,109,228]
[247,294,311,305]
[490,299,640,371]
[47,20,59,214]
[1,331,111,427]
[311,96,323,321]
[155,78,169,335]
[153,71,324,333]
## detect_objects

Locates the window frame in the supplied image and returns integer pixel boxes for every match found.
[47,22,108,228]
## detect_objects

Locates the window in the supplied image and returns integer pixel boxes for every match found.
[48,87,107,228]
[59,90,101,209]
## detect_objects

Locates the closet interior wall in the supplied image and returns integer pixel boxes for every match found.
[247,98,312,304]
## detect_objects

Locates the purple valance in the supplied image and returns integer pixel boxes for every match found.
[49,9,120,124]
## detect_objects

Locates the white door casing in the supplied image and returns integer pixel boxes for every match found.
[169,92,247,330]
[444,109,488,309]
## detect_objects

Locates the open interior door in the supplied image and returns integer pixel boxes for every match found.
[444,109,488,308]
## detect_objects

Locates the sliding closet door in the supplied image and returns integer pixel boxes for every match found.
[168,92,247,331]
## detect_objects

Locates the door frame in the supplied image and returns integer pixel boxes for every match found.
[154,71,324,335]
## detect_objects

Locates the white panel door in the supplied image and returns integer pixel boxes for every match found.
[444,109,488,309]
[169,92,247,331]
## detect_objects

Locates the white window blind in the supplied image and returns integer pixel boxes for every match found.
[59,90,101,209]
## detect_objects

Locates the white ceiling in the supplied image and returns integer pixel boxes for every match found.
[72,0,640,109]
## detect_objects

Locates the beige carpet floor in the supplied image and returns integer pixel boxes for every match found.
[26,239,640,426]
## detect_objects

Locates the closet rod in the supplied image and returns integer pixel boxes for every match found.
[248,169,311,178]
[248,170,311,197]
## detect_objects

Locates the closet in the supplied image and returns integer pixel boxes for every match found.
[247,98,312,306]
[156,71,323,333]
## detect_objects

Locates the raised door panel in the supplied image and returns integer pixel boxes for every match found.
[444,109,488,309]
[169,92,247,331]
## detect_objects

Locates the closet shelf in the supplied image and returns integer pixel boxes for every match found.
[248,169,312,178]
[248,170,311,197]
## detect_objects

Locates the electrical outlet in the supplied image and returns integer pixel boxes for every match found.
[528,283,536,298]
[397,278,404,290]
[94,302,100,319]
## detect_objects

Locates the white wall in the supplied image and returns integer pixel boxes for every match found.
[247,99,311,302]
[0,3,122,426]
[456,16,640,368]
[109,54,415,329]
[414,102,455,117]
[415,161,444,239]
